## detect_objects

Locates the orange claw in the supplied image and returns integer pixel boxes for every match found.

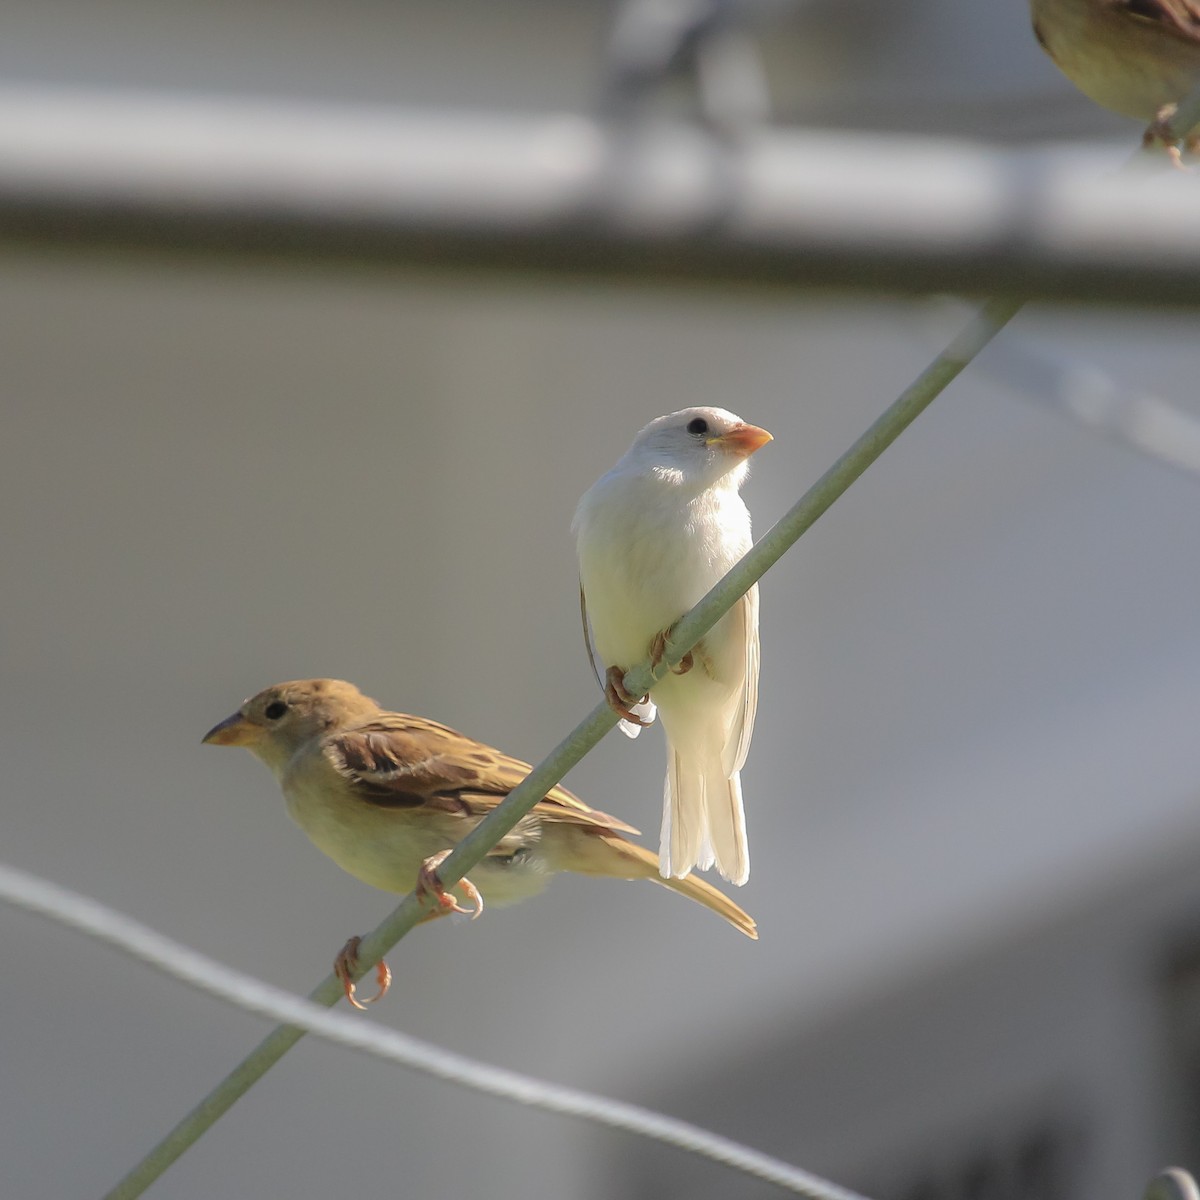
[334,935,393,1010]
[603,665,653,726]
[416,849,484,919]
[1144,106,1191,171]
[649,629,694,676]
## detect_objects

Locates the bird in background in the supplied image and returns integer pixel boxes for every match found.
[203,679,757,1005]
[573,407,771,888]
[1030,0,1200,162]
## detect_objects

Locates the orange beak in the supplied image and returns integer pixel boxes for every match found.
[202,711,258,747]
[715,422,773,458]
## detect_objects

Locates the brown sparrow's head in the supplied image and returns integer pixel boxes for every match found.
[203,678,379,770]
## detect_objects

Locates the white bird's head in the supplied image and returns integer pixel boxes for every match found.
[624,407,772,491]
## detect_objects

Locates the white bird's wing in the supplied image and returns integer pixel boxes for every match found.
[579,581,656,738]
[721,583,759,776]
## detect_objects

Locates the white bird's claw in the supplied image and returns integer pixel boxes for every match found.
[604,665,655,730]
[619,697,657,737]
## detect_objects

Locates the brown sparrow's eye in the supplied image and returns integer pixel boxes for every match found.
[686,417,709,436]
[264,700,288,720]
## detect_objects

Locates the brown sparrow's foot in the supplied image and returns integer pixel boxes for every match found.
[1145,106,1190,170]
[603,664,653,725]
[334,935,393,1011]
[416,849,484,918]
[648,629,694,676]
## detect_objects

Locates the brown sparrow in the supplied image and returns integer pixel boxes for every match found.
[204,679,757,1006]
[1030,0,1200,160]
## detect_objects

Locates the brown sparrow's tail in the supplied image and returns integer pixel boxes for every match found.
[651,859,757,938]
[564,829,757,939]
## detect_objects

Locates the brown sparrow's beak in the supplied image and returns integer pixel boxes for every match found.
[202,711,259,747]
[714,423,773,458]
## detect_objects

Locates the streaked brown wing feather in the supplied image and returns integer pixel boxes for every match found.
[325,712,640,834]
[1117,0,1200,39]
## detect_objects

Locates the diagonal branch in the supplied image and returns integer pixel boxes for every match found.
[104,294,1022,1200]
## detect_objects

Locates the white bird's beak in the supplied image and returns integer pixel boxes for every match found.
[713,423,773,458]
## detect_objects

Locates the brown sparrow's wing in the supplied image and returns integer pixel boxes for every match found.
[324,711,756,938]
[1115,0,1200,41]
[324,712,641,835]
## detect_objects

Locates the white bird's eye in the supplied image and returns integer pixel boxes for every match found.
[686,417,709,436]
[264,700,288,720]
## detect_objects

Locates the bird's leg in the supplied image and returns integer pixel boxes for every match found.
[603,665,653,725]
[416,849,484,918]
[672,649,694,675]
[648,628,694,676]
[1144,104,1190,170]
[333,935,393,1010]
[334,902,450,1009]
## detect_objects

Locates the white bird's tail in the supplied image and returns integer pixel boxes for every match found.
[660,740,749,885]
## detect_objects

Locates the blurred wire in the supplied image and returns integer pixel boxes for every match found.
[991,338,1200,479]
[0,863,871,1200]
[919,301,1200,482]
[1,84,1200,305]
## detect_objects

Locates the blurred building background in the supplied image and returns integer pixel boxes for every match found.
[1,2,1198,1199]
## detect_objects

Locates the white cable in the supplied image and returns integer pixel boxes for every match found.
[0,862,870,1200]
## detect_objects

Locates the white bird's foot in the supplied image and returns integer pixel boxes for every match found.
[648,628,694,676]
[604,665,654,725]
[416,850,484,918]
[334,935,393,1010]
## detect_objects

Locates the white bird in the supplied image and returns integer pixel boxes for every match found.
[573,406,771,885]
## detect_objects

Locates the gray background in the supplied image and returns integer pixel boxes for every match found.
[1,3,1198,1198]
